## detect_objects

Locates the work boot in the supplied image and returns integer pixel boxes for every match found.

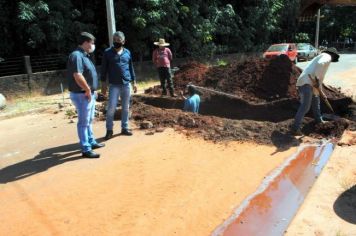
[121,129,133,136]
[169,89,177,97]
[290,127,303,136]
[105,130,113,140]
[82,150,100,158]
[161,90,167,96]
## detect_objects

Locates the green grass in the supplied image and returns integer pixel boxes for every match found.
[216,58,228,66]
[0,78,159,119]
[0,93,70,119]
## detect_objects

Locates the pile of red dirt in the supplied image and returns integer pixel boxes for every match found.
[312,118,350,138]
[173,61,209,89]
[131,101,292,145]
[130,101,354,145]
[145,56,346,103]
[169,56,302,102]
[203,55,301,102]
[137,55,355,143]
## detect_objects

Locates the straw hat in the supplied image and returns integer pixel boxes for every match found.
[154,38,170,46]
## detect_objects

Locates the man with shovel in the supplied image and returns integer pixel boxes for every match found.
[291,47,340,135]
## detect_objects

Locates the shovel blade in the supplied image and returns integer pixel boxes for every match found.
[322,113,340,121]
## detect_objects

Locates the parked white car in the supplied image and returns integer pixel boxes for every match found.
[297,43,318,61]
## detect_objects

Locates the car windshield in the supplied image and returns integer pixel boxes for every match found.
[267,45,288,52]
[298,44,309,50]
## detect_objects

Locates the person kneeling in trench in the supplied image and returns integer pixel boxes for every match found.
[180,85,201,113]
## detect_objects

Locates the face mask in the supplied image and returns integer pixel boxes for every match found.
[113,42,123,49]
[88,44,95,53]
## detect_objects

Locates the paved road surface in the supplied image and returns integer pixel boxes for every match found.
[298,53,356,101]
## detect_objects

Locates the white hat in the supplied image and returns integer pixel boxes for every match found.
[154,38,170,46]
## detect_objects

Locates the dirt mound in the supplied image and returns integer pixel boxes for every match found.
[137,56,354,144]
[131,101,291,144]
[173,61,209,88]
[164,56,301,102]
[131,101,354,145]
[204,56,301,102]
[145,56,343,103]
[313,119,350,138]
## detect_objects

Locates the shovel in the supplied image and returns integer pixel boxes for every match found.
[186,83,242,99]
[308,74,335,113]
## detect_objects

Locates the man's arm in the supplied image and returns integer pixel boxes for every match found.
[167,48,172,61]
[70,53,92,101]
[100,51,108,96]
[129,55,137,93]
[183,98,190,111]
[73,72,92,101]
[179,90,187,99]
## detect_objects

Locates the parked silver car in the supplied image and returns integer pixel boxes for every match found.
[297,43,318,61]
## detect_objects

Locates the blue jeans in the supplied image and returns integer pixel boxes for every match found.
[106,84,131,131]
[70,92,98,152]
[293,84,323,130]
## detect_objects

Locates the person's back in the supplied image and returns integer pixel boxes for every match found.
[296,53,332,87]
[184,94,200,113]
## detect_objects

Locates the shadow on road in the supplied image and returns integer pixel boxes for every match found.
[333,185,356,224]
[270,130,301,155]
[0,137,103,184]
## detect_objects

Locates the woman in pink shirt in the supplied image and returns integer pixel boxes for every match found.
[152,38,176,97]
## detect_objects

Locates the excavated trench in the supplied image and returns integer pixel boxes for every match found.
[129,57,356,234]
[138,57,355,143]
[132,94,353,235]
[131,93,353,235]
[135,93,353,123]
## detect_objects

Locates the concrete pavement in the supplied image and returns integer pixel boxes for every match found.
[297,53,356,101]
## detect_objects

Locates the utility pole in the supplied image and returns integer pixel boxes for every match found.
[106,0,116,46]
[315,9,320,49]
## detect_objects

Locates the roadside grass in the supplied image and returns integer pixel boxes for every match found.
[0,92,70,119]
[136,79,159,93]
[0,79,159,120]
[216,58,229,66]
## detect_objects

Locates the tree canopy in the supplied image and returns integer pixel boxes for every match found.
[0,0,355,60]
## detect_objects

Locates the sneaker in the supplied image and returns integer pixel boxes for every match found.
[105,130,113,140]
[316,119,326,124]
[121,129,133,136]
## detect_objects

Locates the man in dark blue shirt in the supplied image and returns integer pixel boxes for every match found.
[67,32,105,158]
[101,31,137,140]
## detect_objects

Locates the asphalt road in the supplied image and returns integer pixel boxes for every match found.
[297,53,356,101]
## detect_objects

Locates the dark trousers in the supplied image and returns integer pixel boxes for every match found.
[158,67,174,95]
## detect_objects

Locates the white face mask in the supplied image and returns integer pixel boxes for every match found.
[88,44,96,53]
